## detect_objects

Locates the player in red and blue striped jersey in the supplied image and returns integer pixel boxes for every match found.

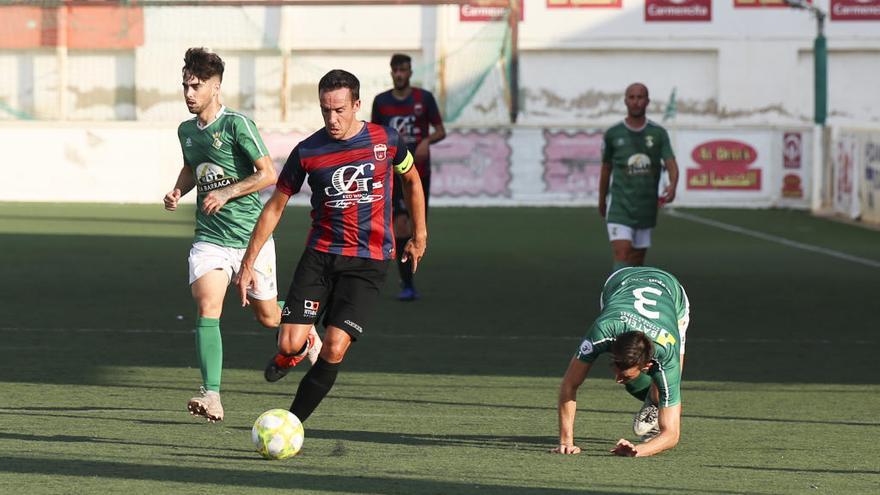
[236,69,426,424]
[371,53,445,301]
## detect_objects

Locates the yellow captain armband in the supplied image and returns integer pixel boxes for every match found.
[393,150,414,175]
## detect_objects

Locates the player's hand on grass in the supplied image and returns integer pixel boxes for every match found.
[401,236,426,273]
[610,439,638,457]
[202,189,232,215]
[550,444,581,455]
[164,188,182,211]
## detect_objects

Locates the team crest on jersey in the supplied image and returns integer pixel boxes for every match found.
[616,138,625,146]
[211,132,223,150]
[413,102,423,116]
[373,143,387,161]
[645,135,654,148]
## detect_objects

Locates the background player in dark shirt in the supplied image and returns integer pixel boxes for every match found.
[371,53,445,301]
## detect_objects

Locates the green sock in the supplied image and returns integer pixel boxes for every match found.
[625,373,652,402]
[613,260,629,272]
[195,317,222,392]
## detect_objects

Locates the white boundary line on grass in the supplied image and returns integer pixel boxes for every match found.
[0,326,874,344]
[667,210,880,269]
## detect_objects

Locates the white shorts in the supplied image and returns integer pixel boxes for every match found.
[607,223,653,249]
[678,287,691,356]
[188,239,278,300]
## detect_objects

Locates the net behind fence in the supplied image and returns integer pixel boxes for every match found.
[0,2,512,125]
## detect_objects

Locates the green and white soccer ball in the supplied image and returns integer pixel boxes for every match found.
[251,409,304,459]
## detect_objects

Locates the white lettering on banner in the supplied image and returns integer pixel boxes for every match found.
[462,5,505,17]
[647,5,708,16]
[834,4,880,16]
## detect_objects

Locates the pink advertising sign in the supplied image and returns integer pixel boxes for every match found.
[430,130,513,197]
[542,130,604,195]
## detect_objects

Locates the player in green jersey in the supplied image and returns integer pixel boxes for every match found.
[598,83,679,271]
[552,267,691,457]
[163,48,305,422]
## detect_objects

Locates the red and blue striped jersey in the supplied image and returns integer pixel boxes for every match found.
[276,122,413,261]
[370,87,442,178]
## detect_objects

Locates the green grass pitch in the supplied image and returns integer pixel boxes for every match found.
[0,203,878,494]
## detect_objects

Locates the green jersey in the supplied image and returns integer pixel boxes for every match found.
[177,107,269,248]
[576,267,688,407]
[602,121,675,228]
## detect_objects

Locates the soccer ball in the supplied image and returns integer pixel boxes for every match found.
[251,409,304,459]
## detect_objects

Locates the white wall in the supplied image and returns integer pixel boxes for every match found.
[2,1,878,126]
[0,122,814,210]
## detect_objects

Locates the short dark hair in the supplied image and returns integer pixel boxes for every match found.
[390,53,411,68]
[182,47,224,82]
[318,69,360,101]
[611,331,654,370]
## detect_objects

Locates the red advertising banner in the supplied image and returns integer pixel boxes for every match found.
[547,0,622,8]
[686,140,762,190]
[783,132,802,169]
[734,0,811,7]
[831,0,880,20]
[542,130,604,195]
[781,174,804,198]
[431,131,513,197]
[460,1,523,22]
[646,0,711,21]
[0,5,144,49]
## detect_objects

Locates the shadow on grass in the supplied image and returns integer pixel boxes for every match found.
[704,464,880,476]
[0,455,756,495]
[3,393,876,429]
[0,405,209,427]
[0,214,194,226]
[0,431,252,455]
[2,206,879,385]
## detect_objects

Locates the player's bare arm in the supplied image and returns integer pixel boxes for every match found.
[399,165,427,272]
[235,188,290,306]
[164,165,196,211]
[414,122,447,164]
[611,403,681,457]
[552,357,591,455]
[661,158,679,205]
[202,155,276,216]
[598,162,612,218]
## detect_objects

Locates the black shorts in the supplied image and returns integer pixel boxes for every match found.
[392,172,431,217]
[281,248,390,340]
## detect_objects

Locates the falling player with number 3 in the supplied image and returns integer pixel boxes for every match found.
[551,266,691,457]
